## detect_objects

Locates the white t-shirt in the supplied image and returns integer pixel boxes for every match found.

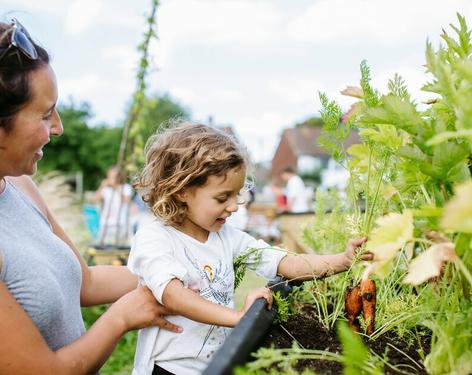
[286,175,309,213]
[127,220,287,375]
[100,184,132,226]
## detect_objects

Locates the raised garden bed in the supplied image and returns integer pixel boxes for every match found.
[205,279,432,375]
[261,306,431,375]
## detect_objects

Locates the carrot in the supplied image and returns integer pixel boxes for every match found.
[345,285,362,332]
[360,279,376,335]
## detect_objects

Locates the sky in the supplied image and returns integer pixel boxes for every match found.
[3,0,472,162]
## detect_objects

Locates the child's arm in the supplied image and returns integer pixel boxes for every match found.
[162,279,273,327]
[277,237,372,280]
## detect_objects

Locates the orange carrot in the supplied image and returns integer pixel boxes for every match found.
[345,285,362,332]
[360,279,376,335]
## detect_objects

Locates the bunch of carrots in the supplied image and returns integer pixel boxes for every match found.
[345,279,376,335]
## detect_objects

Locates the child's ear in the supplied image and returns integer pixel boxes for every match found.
[175,190,188,203]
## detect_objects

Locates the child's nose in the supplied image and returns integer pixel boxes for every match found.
[226,200,239,213]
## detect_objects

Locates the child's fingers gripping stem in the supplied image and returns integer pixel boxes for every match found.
[344,237,373,266]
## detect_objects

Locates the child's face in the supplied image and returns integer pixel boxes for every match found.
[179,166,246,240]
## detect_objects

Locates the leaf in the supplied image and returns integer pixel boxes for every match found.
[366,211,414,278]
[426,129,472,146]
[403,242,457,285]
[337,321,383,375]
[397,144,428,162]
[367,210,414,260]
[337,321,369,372]
[430,141,469,181]
[441,180,472,233]
[359,95,424,136]
[411,206,443,218]
[347,144,370,173]
[359,124,403,151]
[341,86,364,99]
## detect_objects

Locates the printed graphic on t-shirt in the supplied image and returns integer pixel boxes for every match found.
[182,247,233,357]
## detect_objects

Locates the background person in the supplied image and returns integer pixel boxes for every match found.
[0,18,180,374]
[280,166,310,213]
[95,165,133,246]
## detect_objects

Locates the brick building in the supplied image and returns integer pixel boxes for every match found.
[270,124,359,185]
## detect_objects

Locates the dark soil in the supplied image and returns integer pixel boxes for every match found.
[260,307,431,375]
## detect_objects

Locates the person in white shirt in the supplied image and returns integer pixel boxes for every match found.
[95,165,133,245]
[280,166,310,213]
[128,122,372,375]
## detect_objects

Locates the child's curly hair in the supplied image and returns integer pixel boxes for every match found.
[135,121,248,226]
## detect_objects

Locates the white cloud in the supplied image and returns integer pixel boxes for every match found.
[3,0,65,16]
[65,0,104,35]
[233,111,296,162]
[60,74,104,98]
[287,0,472,46]
[268,77,325,105]
[170,86,199,103]
[59,73,134,123]
[101,44,139,76]
[156,0,284,66]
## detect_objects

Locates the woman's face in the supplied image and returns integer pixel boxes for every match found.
[0,65,62,178]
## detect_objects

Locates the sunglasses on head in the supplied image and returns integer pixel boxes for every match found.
[0,18,38,63]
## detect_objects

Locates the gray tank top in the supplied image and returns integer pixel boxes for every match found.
[0,180,85,351]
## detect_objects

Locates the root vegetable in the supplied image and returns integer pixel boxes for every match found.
[360,279,376,335]
[345,286,362,332]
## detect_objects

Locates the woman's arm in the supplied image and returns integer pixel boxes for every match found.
[277,238,371,280]
[9,176,136,305]
[162,279,272,327]
[0,282,180,375]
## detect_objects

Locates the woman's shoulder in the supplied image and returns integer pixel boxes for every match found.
[6,176,48,217]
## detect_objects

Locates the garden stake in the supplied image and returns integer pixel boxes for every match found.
[360,279,376,335]
[344,286,363,332]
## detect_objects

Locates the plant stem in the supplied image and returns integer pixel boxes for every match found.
[364,146,373,234]
[454,257,472,286]
[420,184,433,206]
[365,154,389,233]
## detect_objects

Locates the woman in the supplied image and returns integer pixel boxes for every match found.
[0,19,180,374]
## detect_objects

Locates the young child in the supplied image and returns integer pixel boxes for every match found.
[128,122,371,375]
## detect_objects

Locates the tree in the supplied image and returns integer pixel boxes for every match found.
[296,116,324,128]
[124,93,190,172]
[134,93,190,143]
[39,95,190,191]
[39,100,122,190]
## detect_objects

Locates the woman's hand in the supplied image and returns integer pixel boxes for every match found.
[343,237,373,269]
[109,285,182,333]
[237,287,273,320]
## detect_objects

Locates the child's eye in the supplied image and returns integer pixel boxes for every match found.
[215,197,228,204]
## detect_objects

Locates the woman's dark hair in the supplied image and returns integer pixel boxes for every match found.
[0,21,50,132]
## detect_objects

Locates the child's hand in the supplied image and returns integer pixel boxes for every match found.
[343,237,373,268]
[239,287,273,319]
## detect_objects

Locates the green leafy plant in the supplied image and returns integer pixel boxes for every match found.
[337,321,383,375]
[279,12,472,374]
[273,291,291,324]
